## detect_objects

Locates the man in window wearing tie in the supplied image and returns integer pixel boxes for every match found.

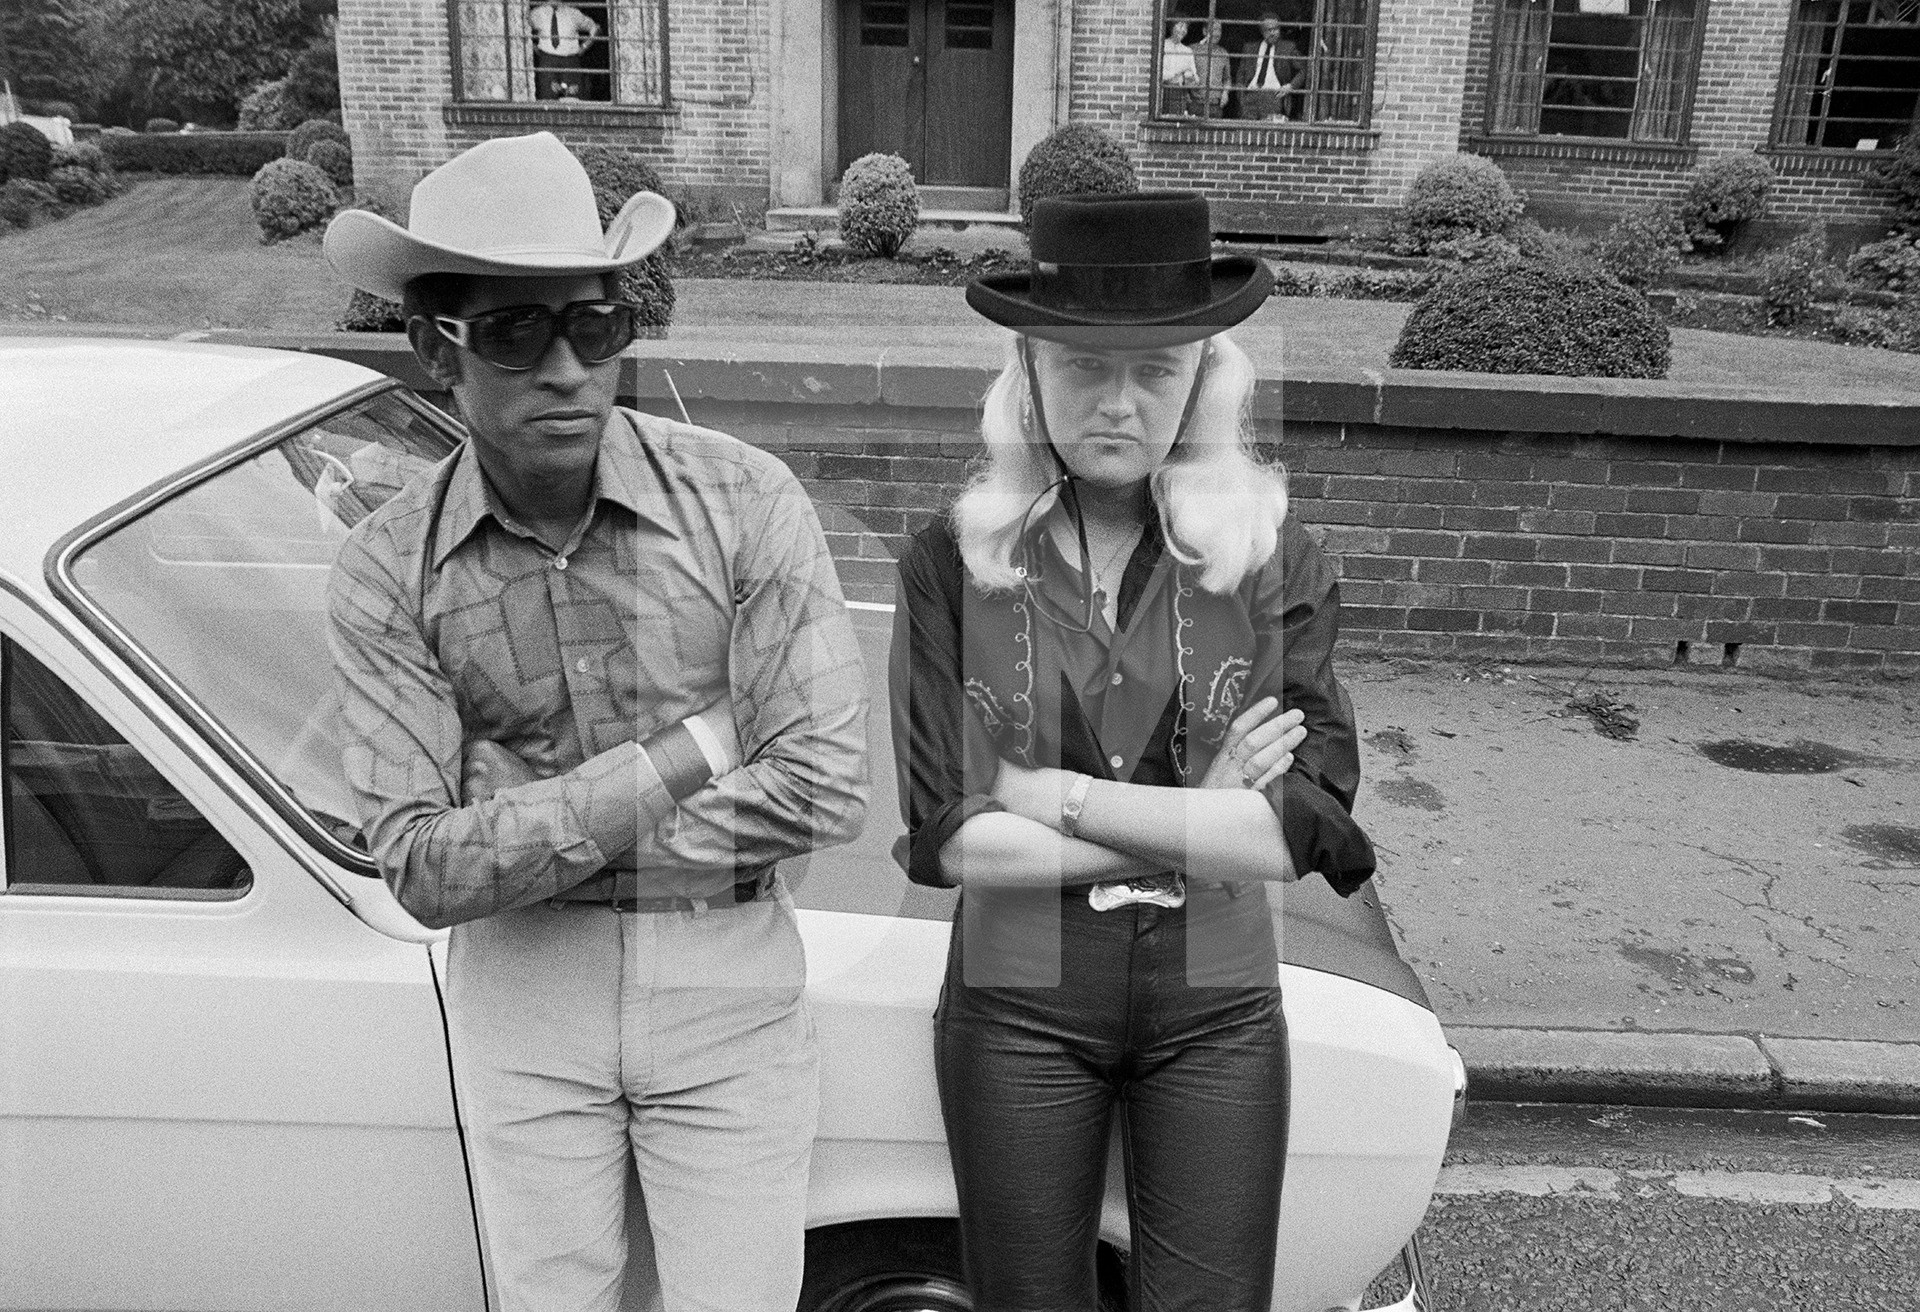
[1240,11,1307,122]
[530,0,601,100]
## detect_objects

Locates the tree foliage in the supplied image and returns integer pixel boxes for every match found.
[118,0,324,123]
[0,0,108,110]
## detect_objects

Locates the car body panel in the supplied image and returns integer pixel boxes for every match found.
[2,340,1455,1312]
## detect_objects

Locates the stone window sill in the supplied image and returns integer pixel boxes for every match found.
[443,101,675,131]
[1760,146,1890,176]
[1138,119,1380,153]
[1467,135,1696,167]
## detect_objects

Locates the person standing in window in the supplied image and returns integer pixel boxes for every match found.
[1194,18,1236,120]
[890,191,1375,1311]
[530,0,600,100]
[322,132,869,1312]
[1240,11,1307,121]
[1160,19,1201,117]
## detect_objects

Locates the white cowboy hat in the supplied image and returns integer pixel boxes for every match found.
[323,131,677,304]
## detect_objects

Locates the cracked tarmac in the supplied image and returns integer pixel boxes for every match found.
[1345,655,1920,1044]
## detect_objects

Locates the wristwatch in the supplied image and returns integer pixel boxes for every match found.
[1060,772,1093,837]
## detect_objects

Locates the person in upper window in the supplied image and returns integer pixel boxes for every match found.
[889,191,1374,1312]
[1160,19,1201,117]
[529,0,601,100]
[1240,11,1308,121]
[1194,18,1236,119]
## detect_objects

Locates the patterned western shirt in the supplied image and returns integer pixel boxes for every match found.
[327,408,869,930]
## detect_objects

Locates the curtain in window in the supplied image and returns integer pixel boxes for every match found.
[1311,0,1373,124]
[1490,0,1551,134]
[1778,1,1839,146]
[455,0,523,100]
[1629,0,1697,142]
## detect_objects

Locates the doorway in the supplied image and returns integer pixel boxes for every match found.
[837,0,1015,192]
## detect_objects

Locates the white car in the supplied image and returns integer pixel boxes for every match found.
[0,338,1463,1312]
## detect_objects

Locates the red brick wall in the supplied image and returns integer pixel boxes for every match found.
[337,0,769,215]
[631,399,1920,677]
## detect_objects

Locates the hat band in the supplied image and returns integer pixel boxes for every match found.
[1029,258,1215,314]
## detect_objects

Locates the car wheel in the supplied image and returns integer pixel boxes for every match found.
[799,1220,1128,1312]
[799,1220,971,1312]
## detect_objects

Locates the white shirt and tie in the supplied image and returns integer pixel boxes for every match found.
[530,2,598,57]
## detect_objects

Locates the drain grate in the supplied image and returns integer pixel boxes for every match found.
[1696,739,1847,774]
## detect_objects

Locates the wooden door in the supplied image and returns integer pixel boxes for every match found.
[838,0,1015,189]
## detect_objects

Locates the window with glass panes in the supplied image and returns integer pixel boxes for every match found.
[1777,0,1920,150]
[451,0,669,105]
[1153,0,1377,126]
[1487,0,1704,142]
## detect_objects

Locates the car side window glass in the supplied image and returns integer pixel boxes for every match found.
[1,639,251,898]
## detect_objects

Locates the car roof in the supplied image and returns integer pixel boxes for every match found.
[0,338,384,603]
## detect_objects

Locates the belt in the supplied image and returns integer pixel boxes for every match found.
[550,865,775,913]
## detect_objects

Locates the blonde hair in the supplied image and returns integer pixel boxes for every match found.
[952,332,1288,594]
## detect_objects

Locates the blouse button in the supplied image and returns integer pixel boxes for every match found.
[574,657,591,674]
[1109,754,1124,770]
[552,555,569,571]
[1110,671,1124,686]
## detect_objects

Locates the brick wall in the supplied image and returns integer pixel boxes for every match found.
[337,0,770,217]
[625,398,1920,677]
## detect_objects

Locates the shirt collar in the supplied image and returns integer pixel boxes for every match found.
[429,410,664,568]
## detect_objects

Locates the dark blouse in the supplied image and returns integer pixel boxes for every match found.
[889,512,1375,897]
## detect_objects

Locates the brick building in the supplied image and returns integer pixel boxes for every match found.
[339,0,1917,237]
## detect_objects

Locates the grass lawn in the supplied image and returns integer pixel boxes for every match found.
[0,178,353,332]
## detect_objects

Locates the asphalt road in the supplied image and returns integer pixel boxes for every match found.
[1410,1102,1920,1311]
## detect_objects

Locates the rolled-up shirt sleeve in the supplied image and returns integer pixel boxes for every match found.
[327,532,677,929]
[1248,519,1375,897]
[889,527,1005,889]
[621,458,869,872]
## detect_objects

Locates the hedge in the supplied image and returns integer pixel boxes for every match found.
[103,131,290,176]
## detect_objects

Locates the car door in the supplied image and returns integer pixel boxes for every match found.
[0,604,486,1312]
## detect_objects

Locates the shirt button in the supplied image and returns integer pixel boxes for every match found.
[574,657,591,674]
[552,555,569,571]
[1109,754,1124,770]
[1110,671,1124,686]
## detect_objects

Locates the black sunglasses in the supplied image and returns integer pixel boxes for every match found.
[431,300,639,370]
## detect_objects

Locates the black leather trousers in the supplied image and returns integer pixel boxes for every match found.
[933,887,1289,1312]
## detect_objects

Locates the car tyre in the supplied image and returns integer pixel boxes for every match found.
[798,1219,1127,1312]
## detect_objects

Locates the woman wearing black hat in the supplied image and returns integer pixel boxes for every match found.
[888,191,1376,1310]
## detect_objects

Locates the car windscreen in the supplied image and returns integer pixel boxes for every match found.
[66,387,459,859]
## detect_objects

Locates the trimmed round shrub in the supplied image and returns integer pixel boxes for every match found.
[304,139,353,190]
[1869,132,1920,235]
[337,288,407,332]
[144,117,179,134]
[1759,225,1829,327]
[1592,202,1689,289]
[1389,258,1670,378]
[286,118,350,161]
[837,152,920,258]
[49,164,111,206]
[239,78,304,131]
[32,100,80,121]
[1678,152,1774,250]
[569,143,675,332]
[1016,122,1137,229]
[51,141,107,174]
[0,121,55,184]
[1845,233,1920,292]
[1395,153,1525,254]
[0,179,60,228]
[251,157,338,242]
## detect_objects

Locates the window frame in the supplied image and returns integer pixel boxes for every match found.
[1771,0,1920,153]
[446,0,674,111]
[1147,0,1383,131]
[1483,0,1711,147]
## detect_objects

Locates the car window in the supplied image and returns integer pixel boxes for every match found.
[1,639,250,898]
[66,388,459,863]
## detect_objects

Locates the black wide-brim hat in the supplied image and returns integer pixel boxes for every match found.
[967,191,1272,347]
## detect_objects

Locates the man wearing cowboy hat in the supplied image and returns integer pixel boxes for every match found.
[321,132,869,1312]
